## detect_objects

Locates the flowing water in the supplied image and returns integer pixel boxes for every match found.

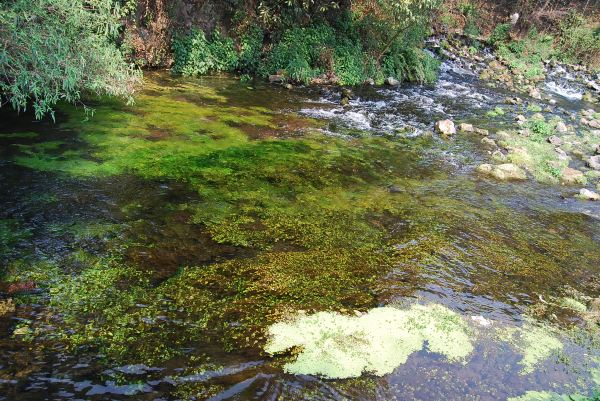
[0,58,599,401]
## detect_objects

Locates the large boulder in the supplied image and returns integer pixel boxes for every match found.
[385,77,400,86]
[435,120,456,137]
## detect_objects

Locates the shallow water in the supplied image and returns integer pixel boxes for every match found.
[0,61,599,400]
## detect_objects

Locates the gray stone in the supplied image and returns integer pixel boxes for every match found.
[269,74,285,83]
[587,155,600,170]
[576,188,600,201]
[547,135,563,146]
[385,77,400,86]
[529,88,542,100]
[555,121,568,134]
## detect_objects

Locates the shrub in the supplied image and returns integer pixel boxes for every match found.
[262,25,336,83]
[238,25,265,74]
[557,12,600,67]
[489,23,512,46]
[458,1,480,37]
[0,0,140,120]
[496,28,554,79]
[172,29,239,76]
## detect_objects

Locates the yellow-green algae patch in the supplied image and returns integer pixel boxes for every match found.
[264,304,474,379]
[508,391,579,401]
[499,324,564,375]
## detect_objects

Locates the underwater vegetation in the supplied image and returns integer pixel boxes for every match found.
[1,73,600,399]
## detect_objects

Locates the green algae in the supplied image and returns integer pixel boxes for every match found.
[0,219,31,258]
[264,304,474,379]
[47,220,123,241]
[560,297,588,313]
[508,391,591,401]
[4,73,600,398]
[499,136,567,184]
[499,324,564,375]
[0,132,38,139]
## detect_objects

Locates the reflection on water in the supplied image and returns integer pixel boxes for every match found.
[0,62,599,400]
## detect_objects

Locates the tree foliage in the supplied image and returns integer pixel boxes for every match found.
[0,0,140,119]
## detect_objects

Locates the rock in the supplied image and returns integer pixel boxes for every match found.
[492,150,507,161]
[476,164,493,174]
[477,163,526,181]
[518,128,531,137]
[481,137,497,148]
[529,88,542,100]
[459,123,474,132]
[547,135,563,146]
[516,114,527,124]
[555,121,568,134]
[555,147,569,160]
[284,83,293,90]
[475,128,490,136]
[588,120,600,129]
[496,131,511,141]
[385,77,400,86]
[588,155,600,170]
[435,119,456,137]
[576,188,600,201]
[13,326,32,336]
[365,78,375,85]
[531,113,544,121]
[561,168,585,185]
[595,144,600,155]
[269,74,285,83]
[387,185,403,193]
[340,97,349,106]
[506,97,522,105]
[582,92,596,103]
[489,60,504,71]
[510,12,520,25]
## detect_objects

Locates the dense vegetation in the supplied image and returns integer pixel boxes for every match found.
[172,0,441,86]
[0,0,140,120]
[1,0,599,119]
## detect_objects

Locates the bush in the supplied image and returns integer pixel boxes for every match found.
[0,0,140,120]
[557,12,600,67]
[262,24,336,83]
[238,25,265,74]
[458,1,480,37]
[496,28,554,79]
[172,29,239,76]
[489,23,512,46]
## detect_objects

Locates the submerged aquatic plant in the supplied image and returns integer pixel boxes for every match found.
[499,324,564,375]
[264,303,474,379]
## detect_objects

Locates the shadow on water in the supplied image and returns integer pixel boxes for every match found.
[0,67,599,400]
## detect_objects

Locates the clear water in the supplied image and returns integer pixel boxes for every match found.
[0,61,599,400]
